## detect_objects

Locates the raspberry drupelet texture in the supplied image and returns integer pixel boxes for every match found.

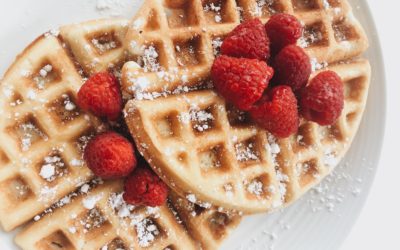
[211,55,274,111]
[265,13,303,53]
[299,70,344,126]
[221,18,270,61]
[77,72,122,121]
[250,85,299,138]
[123,166,169,207]
[84,132,136,179]
[273,45,311,91]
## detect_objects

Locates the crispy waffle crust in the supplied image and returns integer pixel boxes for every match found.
[124,59,371,213]
[121,0,370,214]
[169,191,241,250]
[0,18,239,250]
[15,181,198,250]
[0,18,130,231]
[15,180,240,250]
[121,0,368,97]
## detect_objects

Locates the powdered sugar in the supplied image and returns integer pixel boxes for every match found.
[235,142,259,162]
[19,122,48,152]
[247,180,264,196]
[39,186,57,202]
[310,57,328,72]
[254,0,267,17]
[33,64,53,89]
[69,158,83,167]
[139,46,161,72]
[190,108,214,132]
[323,149,339,168]
[91,38,117,53]
[136,218,160,247]
[274,170,289,207]
[266,134,281,166]
[108,192,162,247]
[211,37,223,56]
[204,2,222,23]
[186,193,212,209]
[322,0,331,9]
[82,195,102,210]
[224,183,234,198]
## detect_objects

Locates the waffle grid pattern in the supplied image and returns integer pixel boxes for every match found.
[125,59,371,212]
[15,181,199,250]
[169,191,241,250]
[0,19,128,231]
[125,90,284,212]
[3,19,240,250]
[122,0,368,96]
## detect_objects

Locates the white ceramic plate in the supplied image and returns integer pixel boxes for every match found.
[0,0,385,249]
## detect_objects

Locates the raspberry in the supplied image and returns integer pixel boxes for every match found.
[211,55,274,111]
[77,72,122,121]
[273,45,311,91]
[84,132,136,179]
[250,86,299,138]
[123,166,168,207]
[299,71,344,126]
[221,18,270,61]
[265,13,303,53]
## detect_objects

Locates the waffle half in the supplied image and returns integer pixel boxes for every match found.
[15,180,239,250]
[0,18,239,249]
[0,18,130,231]
[124,59,370,212]
[121,0,368,98]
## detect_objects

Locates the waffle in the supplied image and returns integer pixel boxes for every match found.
[0,18,129,232]
[124,59,371,213]
[60,19,129,75]
[15,180,239,250]
[1,18,239,250]
[121,0,368,97]
[169,191,241,250]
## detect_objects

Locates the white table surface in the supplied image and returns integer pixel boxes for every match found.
[342,1,399,250]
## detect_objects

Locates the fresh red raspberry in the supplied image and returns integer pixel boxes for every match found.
[299,70,344,126]
[123,166,168,207]
[84,132,136,179]
[211,55,274,111]
[221,18,270,61]
[250,86,299,138]
[273,45,311,91]
[77,72,122,121]
[265,13,303,53]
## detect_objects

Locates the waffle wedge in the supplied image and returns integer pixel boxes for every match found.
[122,0,368,97]
[124,59,371,213]
[0,18,239,250]
[15,180,240,250]
[0,18,129,232]
[169,191,241,250]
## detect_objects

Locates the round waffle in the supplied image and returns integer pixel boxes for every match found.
[122,0,371,213]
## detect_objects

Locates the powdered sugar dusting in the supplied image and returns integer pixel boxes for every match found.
[211,37,223,56]
[39,155,65,181]
[108,192,162,247]
[203,2,222,23]
[247,180,263,196]
[186,193,212,209]
[136,218,160,247]
[310,57,328,72]
[235,142,259,162]
[82,195,102,210]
